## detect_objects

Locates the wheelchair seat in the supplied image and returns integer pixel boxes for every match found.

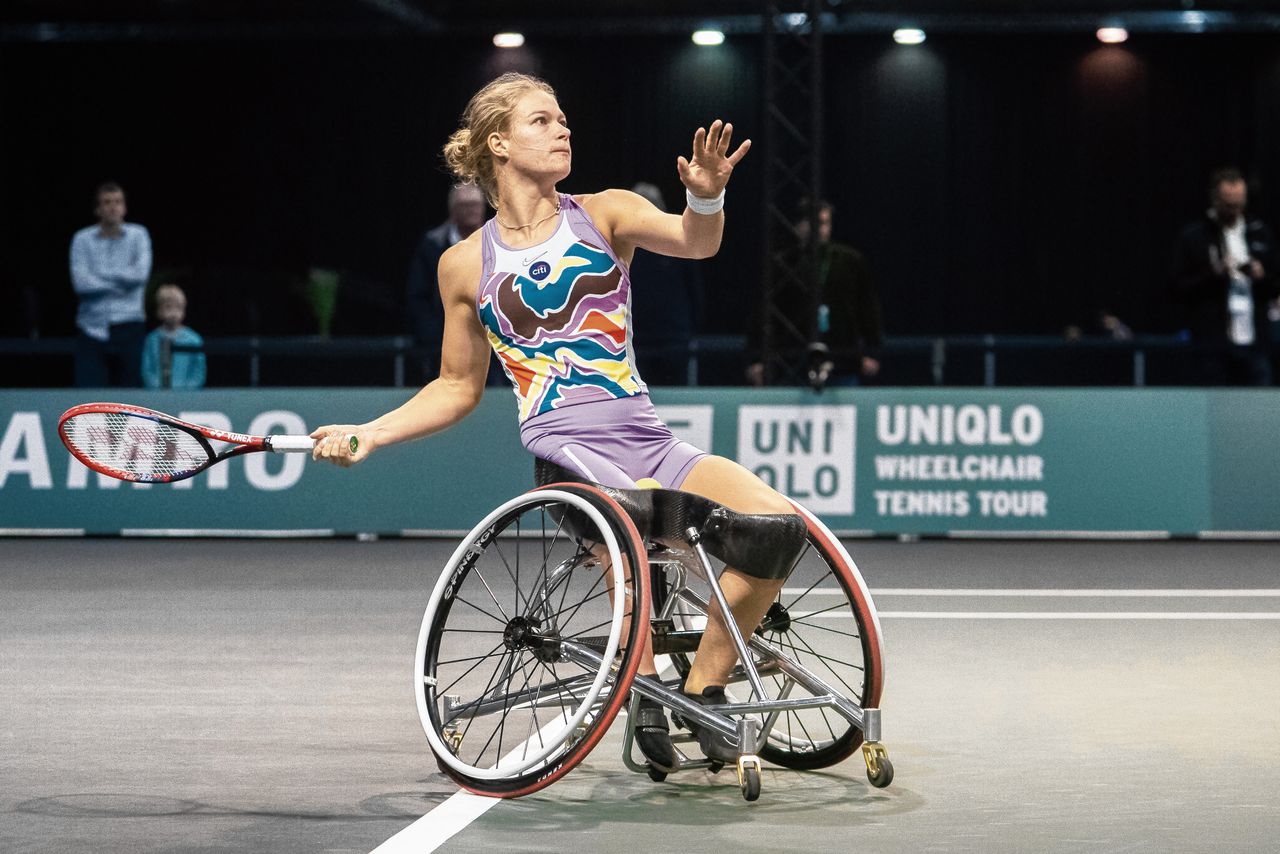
[533,457,807,581]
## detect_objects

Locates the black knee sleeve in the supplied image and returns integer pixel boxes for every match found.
[700,508,808,581]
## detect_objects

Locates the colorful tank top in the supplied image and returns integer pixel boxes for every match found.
[478,194,647,422]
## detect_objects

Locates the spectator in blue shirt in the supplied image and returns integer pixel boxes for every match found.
[69,182,152,387]
[142,284,206,390]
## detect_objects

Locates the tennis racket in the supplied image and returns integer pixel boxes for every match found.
[57,402,355,484]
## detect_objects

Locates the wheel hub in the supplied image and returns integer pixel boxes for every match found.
[758,601,792,634]
[503,616,561,662]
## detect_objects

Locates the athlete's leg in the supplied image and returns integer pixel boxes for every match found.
[673,455,796,695]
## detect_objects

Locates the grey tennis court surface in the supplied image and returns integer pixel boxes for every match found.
[3,538,1279,853]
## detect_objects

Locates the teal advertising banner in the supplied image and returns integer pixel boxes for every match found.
[0,388,1275,536]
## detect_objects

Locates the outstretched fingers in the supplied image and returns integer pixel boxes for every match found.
[726,138,752,166]
[706,119,724,154]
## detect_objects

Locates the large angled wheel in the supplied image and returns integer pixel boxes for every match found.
[415,484,649,797]
[755,502,885,770]
[652,501,884,771]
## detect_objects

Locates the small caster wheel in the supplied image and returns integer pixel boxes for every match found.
[736,755,762,802]
[867,756,894,788]
[862,741,893,788]
[647,764,668,783]
[739,765,761,802]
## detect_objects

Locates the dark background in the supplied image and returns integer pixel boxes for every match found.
[3,4,1279,346]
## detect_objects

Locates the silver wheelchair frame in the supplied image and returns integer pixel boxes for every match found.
[414,483,892,802]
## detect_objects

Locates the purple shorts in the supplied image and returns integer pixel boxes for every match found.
[520,394,707,490]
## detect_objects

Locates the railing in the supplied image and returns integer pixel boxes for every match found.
[0,333,1265,387]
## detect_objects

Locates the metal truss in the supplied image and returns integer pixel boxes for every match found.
[759,0,824,386]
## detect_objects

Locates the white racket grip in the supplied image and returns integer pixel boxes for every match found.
[269,435,317,453]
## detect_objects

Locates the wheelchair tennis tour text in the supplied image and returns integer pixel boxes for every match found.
[871,404,1047,518]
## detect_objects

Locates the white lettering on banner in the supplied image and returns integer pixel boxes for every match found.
[876,404,1044,446]
[874,490,971,517]
[244,411,307,491]
[176,412,235,490]
[66,456,123,489]
[737,405,855,514]
[873,455,1044,481]
[654,405,714,454]
[873,490,1047,518]
[872,403,1049,521]
[0,412,53,489]
[977,490,1048,517]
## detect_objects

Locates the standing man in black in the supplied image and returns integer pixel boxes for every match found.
[747,200,884,388]
[406,184,487,383]
[1172,168,1278,385]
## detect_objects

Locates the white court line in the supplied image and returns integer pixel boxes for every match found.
[784,588,1280,597]
[370,789,498,854]
[795,608,1280,620]
[371,655,680,853]
[370,710,572,854]
[120,528,335,538]
[877,611,1280,620]
[0,528,86,536]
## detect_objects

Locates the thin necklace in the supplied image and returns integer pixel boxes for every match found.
[496,198,561,231]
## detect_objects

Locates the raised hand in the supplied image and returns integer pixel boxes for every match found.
[677,119,751,200]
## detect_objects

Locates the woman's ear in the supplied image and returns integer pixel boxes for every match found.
[488,132,508,161]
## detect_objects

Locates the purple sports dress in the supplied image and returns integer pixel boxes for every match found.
[477,194,706,489]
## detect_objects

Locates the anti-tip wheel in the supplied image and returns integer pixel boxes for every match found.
[867,755,894,788]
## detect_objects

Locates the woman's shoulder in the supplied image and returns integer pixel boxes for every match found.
[437,229,486,296]
[575,188,640,211]
[441,228,485,268]
[576,189,648,237]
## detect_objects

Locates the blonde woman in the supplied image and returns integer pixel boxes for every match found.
[312,73,802,770]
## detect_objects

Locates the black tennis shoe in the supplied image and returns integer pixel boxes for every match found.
[674,686,738,763]
[632,696,677,772]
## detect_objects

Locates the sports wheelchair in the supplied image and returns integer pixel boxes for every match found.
[414,463,891,802]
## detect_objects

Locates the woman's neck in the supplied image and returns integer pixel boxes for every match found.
[495,175,560,233]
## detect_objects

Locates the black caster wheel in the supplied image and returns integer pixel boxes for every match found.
[647,764,668,783]
[867,756,894,788]
[707,760,724,774]
[740,765,761,802]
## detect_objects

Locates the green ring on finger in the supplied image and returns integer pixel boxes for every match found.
[349,435,359,455]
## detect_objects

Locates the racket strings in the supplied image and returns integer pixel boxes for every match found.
[63,412,211,479]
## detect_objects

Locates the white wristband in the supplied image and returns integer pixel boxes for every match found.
[686,188,725,215]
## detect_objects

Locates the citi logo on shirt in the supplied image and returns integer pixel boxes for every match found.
[529,261,551,281]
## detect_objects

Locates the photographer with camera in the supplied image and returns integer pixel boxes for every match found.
[746,199,883,390]
[1173,167,1279,385]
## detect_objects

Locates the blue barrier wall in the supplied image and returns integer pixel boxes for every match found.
[2,388,1278,536]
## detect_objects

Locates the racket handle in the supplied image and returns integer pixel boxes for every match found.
[268,435,318,453]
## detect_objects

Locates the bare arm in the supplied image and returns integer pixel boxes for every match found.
[598,119,750,260]
[311,240,491,466]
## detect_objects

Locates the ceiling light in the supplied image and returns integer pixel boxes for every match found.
[1096,27,1129,44]
[493,32,524,48]
[893,28,926,45]
[692,30,725,46]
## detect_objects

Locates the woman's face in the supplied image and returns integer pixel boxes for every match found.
[495,89,572,182]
